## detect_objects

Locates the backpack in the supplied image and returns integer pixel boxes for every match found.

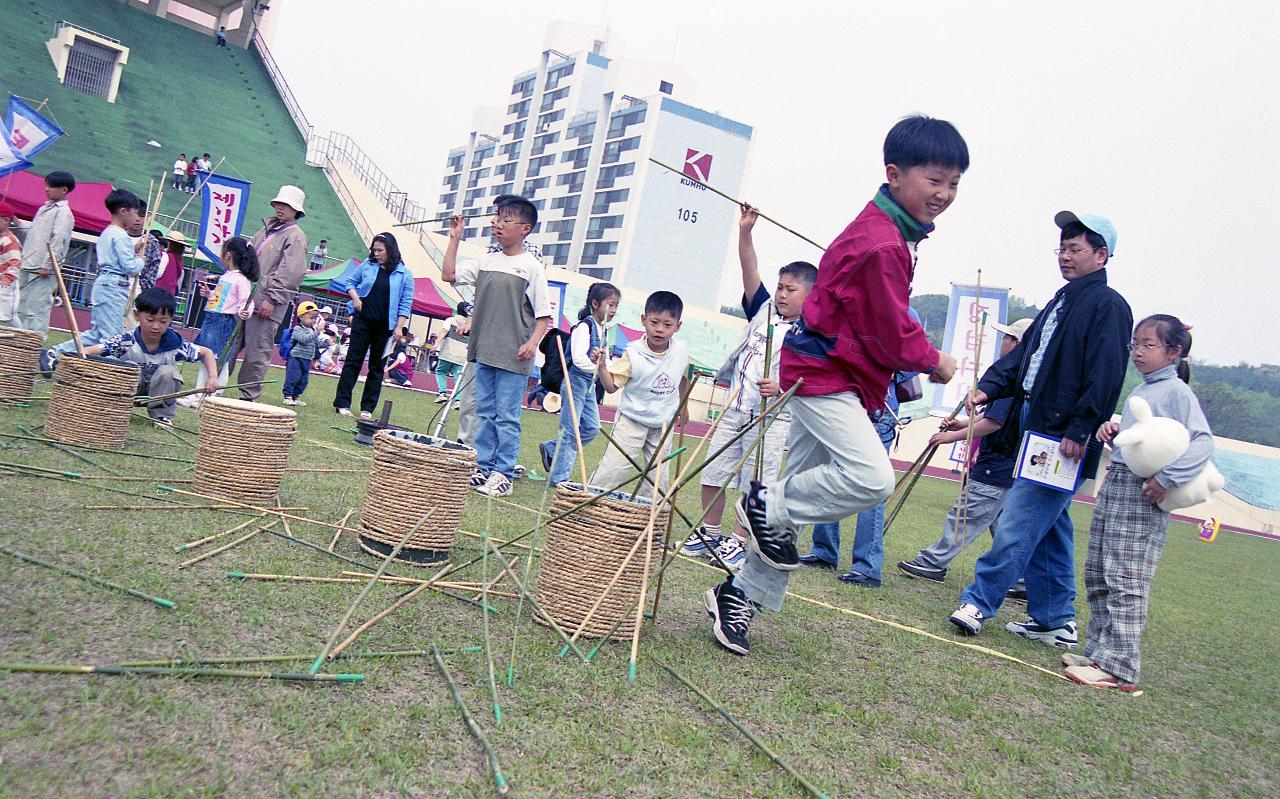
[278,326,294,359]
[538,327,572,394]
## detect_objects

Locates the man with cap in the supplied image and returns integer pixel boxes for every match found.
[229,185,309,402]
[948,212,1132,650]
[897,317,1032,584]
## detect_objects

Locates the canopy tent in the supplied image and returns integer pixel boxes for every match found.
[299,258,361,294]
[0,169,113,233]
[411,276,454,319]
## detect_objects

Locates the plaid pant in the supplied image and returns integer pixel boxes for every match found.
[1084,464,1171,685]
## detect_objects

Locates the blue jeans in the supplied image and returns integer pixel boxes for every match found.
[52,273,130,355]
[473,363,526,479]
[809,413,897,579]
[960,477,1077,627]
[283,355,311,399]
[543,366,600,484]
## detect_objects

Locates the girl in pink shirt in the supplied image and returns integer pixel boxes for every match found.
[183,237,258,405]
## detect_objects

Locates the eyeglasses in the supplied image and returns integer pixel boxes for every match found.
[1127,342,1166,352]
[1053,246,1098,256]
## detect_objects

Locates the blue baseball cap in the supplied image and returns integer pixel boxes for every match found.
[1054,211,1117,256]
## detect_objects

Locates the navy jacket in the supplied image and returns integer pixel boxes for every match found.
[978,268,1132,479]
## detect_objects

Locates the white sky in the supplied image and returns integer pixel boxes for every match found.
[270,0,1280,365]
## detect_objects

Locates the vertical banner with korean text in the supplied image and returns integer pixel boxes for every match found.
[197,173,252,266]
[546,279,567,331]
[930,282,1010,416]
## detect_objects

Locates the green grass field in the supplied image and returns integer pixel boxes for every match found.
[1,356,1276,798]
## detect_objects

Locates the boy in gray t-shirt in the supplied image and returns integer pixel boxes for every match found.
[442,196,551,498]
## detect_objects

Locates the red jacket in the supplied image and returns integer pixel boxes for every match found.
[780,191,940,410]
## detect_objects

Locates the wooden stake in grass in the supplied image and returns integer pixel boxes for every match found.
[657,659,831,799]
[309,508,436,674]
[430,646,510,795]
[0,545,174,609]
[0,661,362,683]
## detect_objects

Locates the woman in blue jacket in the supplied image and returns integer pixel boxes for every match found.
[332,232,415,418]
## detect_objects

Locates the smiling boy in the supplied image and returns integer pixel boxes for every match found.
[706,115,965,656]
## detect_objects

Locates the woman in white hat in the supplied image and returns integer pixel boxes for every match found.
[227,185,310,403]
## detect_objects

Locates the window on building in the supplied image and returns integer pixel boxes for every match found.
[447,153,464,170]
[590,188,629,215]
[438,192,456,206]
[466,167,490,189]
[586,215,624,240]
[580,266,614,280]
[507,98,531,119]
[607,107,646,139]
[531,131,560,156]
[490,182,514,196]
[471,147,494,168]
[499,140,522,158]
[442,173,460,190]
[541,243,571,266]
[465,188,486,204]
[539,87,570,113]
[545,60,576,90]
[581,241,618,265]
[544,220,575,242]
[536,109,565,134]
[551,194,581,217]
[522,176,550,196]
[596,162,635,189]
[560,146,590,170]
[524,154,555,178]
[557,171,586,193]
[511,75,535,97]
[567,120,596,145]
[602,137,640,164]
[501,120,527,139]
[495,162,517,180]
[659,80,674,95]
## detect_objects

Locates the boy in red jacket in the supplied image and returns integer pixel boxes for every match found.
[706,116,966,655]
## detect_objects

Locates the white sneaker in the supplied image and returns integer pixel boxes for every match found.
[713,536,746,571]
[1004,619,1078,649]
[475,472,512,497]
[292,399,307,407]
[282,398,298,406]
[434,395,448,404]
[948,603,985,636]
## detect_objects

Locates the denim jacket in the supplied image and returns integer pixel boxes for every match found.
[332,258,415,330]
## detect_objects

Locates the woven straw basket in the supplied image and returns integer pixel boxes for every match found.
[194,397,297,505]
[0,326,43,400]
[44,355,140,448]
[534,483,670,639]
[358,430,476,565]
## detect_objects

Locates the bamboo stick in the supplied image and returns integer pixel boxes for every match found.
[118,646,481,668]
[134,379,274,405]
[326,562,459,660]
[130,409,200,436]
[309,508,437,673]
[327,508,356,552]
[176,520,276,569]
[47,244,84,357]
[79,475,193,483]
[287,468,366,474]
[0,661,362,683]
[755,307,775,483]
[658,660,831,799]
[13,422,123,476]
[88,504,305,512]
[508,435,561,685]
[480,492,502,722]
[651,409,686,623]
[430,646,510,795]
[0,433,194,462]
[392,209,489,228]
[0,546,174,609]
[554,343,590,487]
[175,513,267,552]
[648,157,827,252]
[628,374,700,501]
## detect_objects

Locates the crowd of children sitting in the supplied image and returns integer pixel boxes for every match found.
[6,113,1217,694]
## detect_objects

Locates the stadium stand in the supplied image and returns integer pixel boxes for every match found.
[2,0,364,261]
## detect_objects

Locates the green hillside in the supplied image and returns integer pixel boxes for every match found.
[1,0,363,260]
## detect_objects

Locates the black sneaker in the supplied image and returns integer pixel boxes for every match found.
[734,481,798,571]
[837,570,881,588]
[798,552,837,569]
[39,348,58,378]
[704,579,753,656]
[897,558,947,583]
[538,441,554,474]
[1006,582,1028,604]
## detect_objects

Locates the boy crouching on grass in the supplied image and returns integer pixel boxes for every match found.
[590,291,690,496]
[680,203,815,570]
[53,287,219,426]
[705,115,965,656]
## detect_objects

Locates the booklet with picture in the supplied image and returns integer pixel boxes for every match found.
[1014,431,1083,493]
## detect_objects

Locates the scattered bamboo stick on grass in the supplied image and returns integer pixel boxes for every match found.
[431,646,509,795]
[0,433,194,462]
[657,659,830,799]
[0,661,362,683]
[309,508,437,673]
[134,379,274,405]
[325,562,460,660]
[14,423,122,476]
[117,646,482,669]
[131,410,200,437]
[480,492,502,722]
[327,508,356,552]
[177,520,277,569]
[507,436,562,686]
[307,439,371,461]
[287,467,366,474]
[88,503,305,512]
[176,513,267,552]
[0,545,174,609]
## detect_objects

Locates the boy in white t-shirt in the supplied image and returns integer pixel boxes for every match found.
[172,154,187,190]
[441,196,551,498]
[590,291,690,496]
[681,204,816,569]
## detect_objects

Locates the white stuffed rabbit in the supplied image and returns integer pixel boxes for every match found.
[1112,395,1224,512]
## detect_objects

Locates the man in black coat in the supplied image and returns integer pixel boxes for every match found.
[948,211,1132,647]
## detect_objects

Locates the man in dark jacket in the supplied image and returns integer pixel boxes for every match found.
[949,211,1132,648]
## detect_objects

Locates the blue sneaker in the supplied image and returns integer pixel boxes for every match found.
[679,527,721,556]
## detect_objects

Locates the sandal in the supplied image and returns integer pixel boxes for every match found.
[335,407,353,417]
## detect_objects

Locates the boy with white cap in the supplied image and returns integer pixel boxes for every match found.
[898,317,1031,584]
[948,212,1132,649]
[228,185,309,402]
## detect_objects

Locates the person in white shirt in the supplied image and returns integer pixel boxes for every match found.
[172,154,187,190]
[14,171,76,337]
